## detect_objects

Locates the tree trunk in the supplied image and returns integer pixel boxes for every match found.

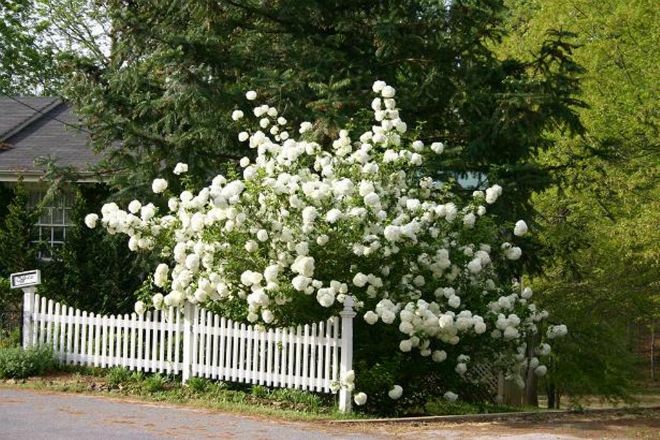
[524,337,539,407]
[651,322,656,382]
[547,382,556,409]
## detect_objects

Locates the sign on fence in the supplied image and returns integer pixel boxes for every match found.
[10,269,41,289]
[20,290,357,412]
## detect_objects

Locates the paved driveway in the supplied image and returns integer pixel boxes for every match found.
[2,388,655,439]
[0,388,380,440]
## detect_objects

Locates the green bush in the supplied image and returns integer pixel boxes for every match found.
[106,367,132,389]
[142,373,167,393]
[186,376,211,393]
[0,346,57,379]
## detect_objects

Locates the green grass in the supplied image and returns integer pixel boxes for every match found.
[423,398,531,416]
[0,367,364,421]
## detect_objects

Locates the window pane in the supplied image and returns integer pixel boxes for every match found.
[52,207,64,224]
[53,227,65,242]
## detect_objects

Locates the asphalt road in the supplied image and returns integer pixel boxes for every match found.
[0,388,381,440]
[4,387,650,440]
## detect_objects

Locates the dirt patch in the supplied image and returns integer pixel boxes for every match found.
[342,409,660,439]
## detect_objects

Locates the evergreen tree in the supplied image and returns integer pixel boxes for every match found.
[63,0,584,227]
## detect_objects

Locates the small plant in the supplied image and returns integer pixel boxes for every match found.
[106,367,132,389]
[0,346,57,379]
[250,384,268,398]
[142,373,167,393]
[186,376,210,393]
[269,388,323,410]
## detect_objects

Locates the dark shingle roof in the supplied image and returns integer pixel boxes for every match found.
[0,97,100,177]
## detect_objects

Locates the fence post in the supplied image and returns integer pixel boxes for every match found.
[182,302,194,383]
[22,287,36,349]
[338,295,356,413]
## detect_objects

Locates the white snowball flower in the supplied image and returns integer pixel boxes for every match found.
[244,240,258,253]
[381,85,396,98]
[534,365,548,377]
[372,80,386,93]
[299,121,313,134]
[256,229,269,242]
[262,310,274,324]
[353,273,368,288]
[431,142,444,154]
[364,311,379,325]
[245,90,257,100]
[134,301,146,315]
[84,213,98,229]
[399,339,413,352]
[128,200,141,214]
[388,385,403,400]
[354,392,368,406]
[448,295,461,308]
[505,247,522,261]
[231,109,244,121]
[485,184,503,204]
[326,208,342,223]
[432,350,447,363]
[514,220,528,236]
[238,131,249,142]
[444,391,458,402]
[152,178,168,194]
[173,162,188,175]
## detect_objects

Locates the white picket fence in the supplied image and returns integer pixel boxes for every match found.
[20,289,356,411]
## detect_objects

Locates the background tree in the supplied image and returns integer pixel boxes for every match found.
[0,0,60,94]
[61,0,584,226]
[499,0,659,405]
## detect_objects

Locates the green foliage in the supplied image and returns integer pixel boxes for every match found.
[142,373,167,393]
[0,327,20,349]
[39,185,148,314]
[0,346,57,379]
[499,0,659,402]
[105,366,132,389]
[0,181,39,278]
[185,376,211,393]
[0,0,61,94]
[61,0,583,226]
[424,399,521,416]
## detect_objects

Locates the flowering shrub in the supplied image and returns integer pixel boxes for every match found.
[86,81,566,408]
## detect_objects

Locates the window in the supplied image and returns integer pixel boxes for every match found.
[29,190,74,260]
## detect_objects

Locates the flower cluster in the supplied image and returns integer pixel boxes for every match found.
[86,81,565,403]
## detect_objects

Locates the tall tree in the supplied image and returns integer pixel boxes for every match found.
[499,0,659,403]
[62,0,583,226]
[0,0,59,94]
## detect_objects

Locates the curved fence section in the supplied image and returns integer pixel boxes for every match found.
[20,291,354,408]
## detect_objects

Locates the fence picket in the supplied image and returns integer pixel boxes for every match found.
[273,328,280,388]
[209,314,218,379]
[150,311,158,373]
[174,310,181,375]
[137,312,144,371]
[65,306,73,364]
[80,310,87,365]
[108,314,116,367]
[323,320,331,392]
[166,308,174,375]
[232,321,240,382]
[73,308,81,365]
[159,310,166,373]
[218,317,226,380]
[238,323,246,382]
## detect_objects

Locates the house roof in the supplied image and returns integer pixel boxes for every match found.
[0,97,100,182]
